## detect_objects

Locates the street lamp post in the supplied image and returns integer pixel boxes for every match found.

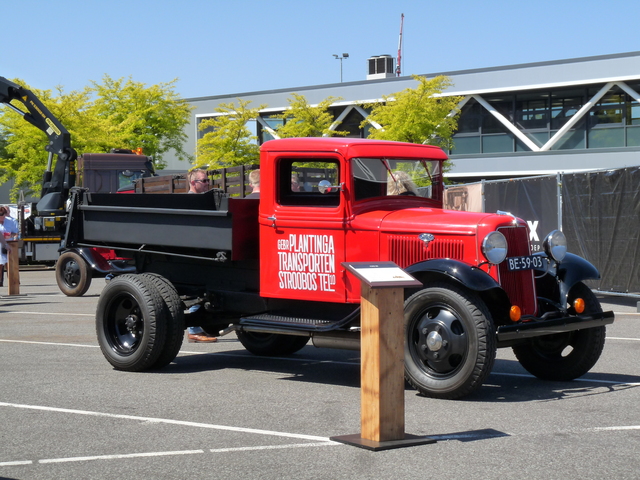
[333,53,349,82]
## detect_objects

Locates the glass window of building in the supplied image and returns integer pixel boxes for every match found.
[551,90,584,130]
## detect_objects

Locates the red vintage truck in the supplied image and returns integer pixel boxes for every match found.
[62,137,614,399]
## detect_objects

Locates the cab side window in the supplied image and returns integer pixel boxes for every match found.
[278,159,340,207]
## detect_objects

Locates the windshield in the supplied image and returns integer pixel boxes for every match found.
[351,157,442,202]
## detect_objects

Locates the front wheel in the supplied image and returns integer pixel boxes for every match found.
[56,251,92,297]
[513,282,606,381]
[404,283,496,400]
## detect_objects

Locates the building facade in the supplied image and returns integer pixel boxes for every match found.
[173,51,640,182]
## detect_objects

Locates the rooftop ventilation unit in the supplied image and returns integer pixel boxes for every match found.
[367,55,395,80]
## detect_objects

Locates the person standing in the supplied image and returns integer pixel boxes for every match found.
[0,206,18,287]
[185,169,218,343]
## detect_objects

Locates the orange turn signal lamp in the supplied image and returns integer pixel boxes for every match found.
[509,305,521,322]
[573,298,585,314]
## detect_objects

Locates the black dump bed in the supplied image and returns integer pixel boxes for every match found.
[69,189,259,260]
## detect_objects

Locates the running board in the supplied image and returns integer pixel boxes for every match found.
[239,313,344,332]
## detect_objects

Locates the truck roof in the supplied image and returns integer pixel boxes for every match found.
[260,137,448,160]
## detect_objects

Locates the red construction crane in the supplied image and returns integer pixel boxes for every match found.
[396,13,404,77]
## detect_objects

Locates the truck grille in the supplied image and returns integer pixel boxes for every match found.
[498,226,537,316]
[388,235,464,268]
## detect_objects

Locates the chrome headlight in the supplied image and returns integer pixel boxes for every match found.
[482,231,508,264]
[543,230,567,262]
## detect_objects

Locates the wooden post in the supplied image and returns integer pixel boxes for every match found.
[360,284,405,441]
[331,262,435,451]
[7,240,20,295]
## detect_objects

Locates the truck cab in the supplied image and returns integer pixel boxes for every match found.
[65,138,614,399]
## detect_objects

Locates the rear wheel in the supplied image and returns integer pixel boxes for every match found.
[56,251,92,297]
[138,273,185,368]
[513,282,606,381]
[404,283,496,399]
[96,274,168,371]
[236,331,309,356]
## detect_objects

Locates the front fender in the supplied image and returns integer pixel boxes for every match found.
[556,252,600,305]
[405,259,512,321]
[405,258,501,292]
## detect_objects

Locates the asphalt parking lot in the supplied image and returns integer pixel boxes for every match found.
[1,269,639,480]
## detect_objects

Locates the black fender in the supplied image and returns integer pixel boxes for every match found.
[64,247,135,275]
[555,252,600,306]
[405,259,511,319]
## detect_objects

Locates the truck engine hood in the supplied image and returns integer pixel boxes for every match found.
[351,206,521,235]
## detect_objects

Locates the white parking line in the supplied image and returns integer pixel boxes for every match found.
[39,449,205,464]
[0,443,338,467]
[0,339,99,348]
[10,311,94,317]
[0,402,334,443]
[493,371,640,386]
[0,460,33,466]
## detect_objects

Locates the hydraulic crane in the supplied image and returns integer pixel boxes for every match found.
[0,76,77,216]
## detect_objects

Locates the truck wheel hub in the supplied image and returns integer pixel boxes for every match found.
[124,314,139,333]
[426,331,443,351]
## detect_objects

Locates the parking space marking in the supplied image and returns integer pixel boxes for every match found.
[494,371,640,386]
[1,443,339,468]
[39,450,205,464]
[0,402,334,442]
[0,339,99,348]
[10,311,94,317]
[209,442,337,453]
[0,460,33,466]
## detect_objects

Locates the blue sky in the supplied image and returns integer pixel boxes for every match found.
[3,0,639,99]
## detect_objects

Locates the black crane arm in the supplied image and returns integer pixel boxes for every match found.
[0,76,77,214]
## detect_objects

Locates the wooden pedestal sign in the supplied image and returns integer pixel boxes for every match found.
[330,262,436,451]
[7,240,20,296]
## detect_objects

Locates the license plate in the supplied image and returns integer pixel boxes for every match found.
[507,255,547,271]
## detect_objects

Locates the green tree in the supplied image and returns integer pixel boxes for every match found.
[363,75,462,149]
[89,75,193,168]
[0,76,193,200]
[274,93,347,138]
[195,99,264,169]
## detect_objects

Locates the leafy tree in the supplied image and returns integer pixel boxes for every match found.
[90,75,193,168]
[0,76,193,200]
[195,99,264,169]
[275,93,347,138]
[362,75,462,149]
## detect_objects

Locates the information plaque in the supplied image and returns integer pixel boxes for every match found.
[342,261,423,289]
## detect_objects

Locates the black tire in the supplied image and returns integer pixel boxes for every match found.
[404,283,496,400]
[236,331,309,356]
[513,282,606,381]
[138,273,185,369]
[56,251,92,297]
[96,274,168,371]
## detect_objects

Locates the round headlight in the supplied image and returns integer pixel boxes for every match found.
[482,231,508,265]
[543,230,567,262]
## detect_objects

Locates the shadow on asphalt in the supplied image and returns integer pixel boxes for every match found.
[143,349,640,403]
[151,347,362,389]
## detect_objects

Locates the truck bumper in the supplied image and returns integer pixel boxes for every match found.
[496,310,614,346]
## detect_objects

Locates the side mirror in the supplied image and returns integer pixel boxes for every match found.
[318,180,341,194]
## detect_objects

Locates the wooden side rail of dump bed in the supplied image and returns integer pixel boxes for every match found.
[66,189,259,261]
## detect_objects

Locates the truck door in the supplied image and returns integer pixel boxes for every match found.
[259,157,346,302]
